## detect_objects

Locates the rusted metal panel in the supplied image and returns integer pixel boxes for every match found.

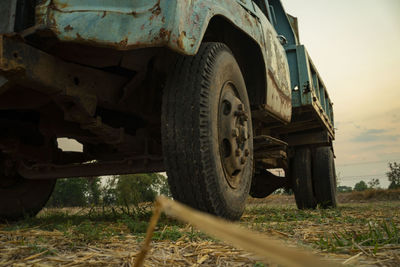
[34,0,261,54]
[32,0,292,122]
[258,9,292,123]
[0,35,128,109]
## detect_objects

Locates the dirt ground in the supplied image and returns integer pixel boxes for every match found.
[1,192,399,266]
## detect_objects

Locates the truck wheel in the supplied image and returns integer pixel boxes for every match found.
[0,173,56,221]
[162,42,253,220]
[291,147,316,209]
[312,146,337,208]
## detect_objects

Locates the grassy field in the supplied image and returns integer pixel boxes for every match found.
[0,193,399,266]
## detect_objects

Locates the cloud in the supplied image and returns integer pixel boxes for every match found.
[391,114,400,124]
[359,144,392,151]
[351,128,400,143]
[334,120,361,132]
[364,129,386,135]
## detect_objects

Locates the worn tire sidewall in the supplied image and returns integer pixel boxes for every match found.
[291,147,316,209]
[313,146,337,207]
[206,49,253,217]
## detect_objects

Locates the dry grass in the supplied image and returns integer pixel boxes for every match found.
[339,189,400,202]
[247,189,400,205]
[0,230,260,266]
[1,193,399,266]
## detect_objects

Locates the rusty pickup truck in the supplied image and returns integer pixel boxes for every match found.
[0,0,336,220]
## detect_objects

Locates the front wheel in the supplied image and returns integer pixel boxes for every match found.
[161,42,253,220]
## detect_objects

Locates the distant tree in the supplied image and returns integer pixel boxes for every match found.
[47,177,102,207]
[157,174,172,197]
[47,178,89,207]
[100,173,169,206]
[101,177,118,206]
[336,171,342,186]
[115,173,160,206]
[337,185,352,193]
[87,177,101,205]
[368,178,381,189]
[387,162,400,189]
[354,180,368,192]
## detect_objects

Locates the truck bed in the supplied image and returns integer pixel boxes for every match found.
[286,44,335,137]
[267,0,334,143]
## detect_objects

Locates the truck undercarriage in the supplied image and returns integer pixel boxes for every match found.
[0,36,167,178]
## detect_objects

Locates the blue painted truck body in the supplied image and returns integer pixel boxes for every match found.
[30,0,334,134]
[32,0,293,123]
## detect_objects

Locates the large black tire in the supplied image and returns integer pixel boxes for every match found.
[313,146,337,208]
[0,174,56,221]
[162,42,253,220]
[291,147,316,209]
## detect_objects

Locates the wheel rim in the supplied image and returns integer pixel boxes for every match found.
[218,82,250,189]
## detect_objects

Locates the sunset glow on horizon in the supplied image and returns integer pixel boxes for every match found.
[283,0,400,187]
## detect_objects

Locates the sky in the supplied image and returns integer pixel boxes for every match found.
[59,0,400,188]
[282,0,400,188]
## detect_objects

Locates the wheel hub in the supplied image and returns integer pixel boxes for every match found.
[219,84,250,189]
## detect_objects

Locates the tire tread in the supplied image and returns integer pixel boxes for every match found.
[162,42,250,220]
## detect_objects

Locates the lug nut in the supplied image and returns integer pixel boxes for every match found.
[235,149,241,157]
[238,126,248,141]
[240,157,246,164]
[231,128,239,137]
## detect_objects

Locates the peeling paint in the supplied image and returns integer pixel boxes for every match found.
[177,31,186,50]
[119,37,128,48]
[63,25,73,32]
[159,28,171,40]
[149,0,161,16]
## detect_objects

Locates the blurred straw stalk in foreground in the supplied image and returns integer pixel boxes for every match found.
[135,196,337,267]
